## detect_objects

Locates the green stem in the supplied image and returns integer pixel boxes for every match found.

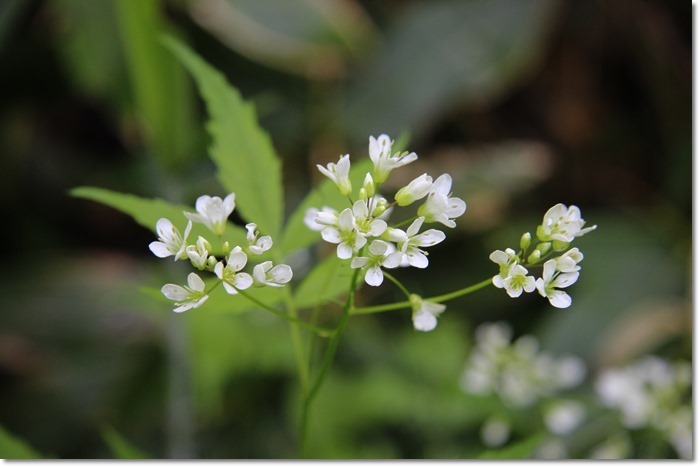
[391,215,418,229]
[383,271,411,299]
[299,267,361,457]
[350,277,493,315]
[238,290,333,337]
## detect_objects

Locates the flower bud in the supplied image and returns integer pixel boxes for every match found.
[395,173,433,207]
[552,240,570,252]
[359,187,368,201]
[520,232,532,251]
[372,198,389,217]
[527,249,541,264]
[362,173,375,199]
[536,242,552,255]
[222,241,231,256]
[207,256,218,270]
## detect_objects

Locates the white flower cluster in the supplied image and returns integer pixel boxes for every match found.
[305,134,466,332]
[460,322,586,408]
[595,356,692,459]
[490,204,596,308]
[148,194,292,312]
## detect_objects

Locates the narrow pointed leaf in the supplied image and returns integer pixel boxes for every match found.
[0,425,42,459]
[101,426,150,459]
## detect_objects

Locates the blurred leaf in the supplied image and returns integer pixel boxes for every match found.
[293,255,352,309]
[0,425,42,459]
[116,0,196,169]
[164,37,284,238]
[281,159,372,254]
[189,0,377,80]
[341,0,559,139]
[70,186,246,248]
[477,433,545,459]
[101,426,149,459]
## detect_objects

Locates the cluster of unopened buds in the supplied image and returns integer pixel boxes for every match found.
[490,203,597,308]
[304,134,467,331]
[149,194,292,312]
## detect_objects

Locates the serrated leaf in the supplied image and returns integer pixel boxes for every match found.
[281,159,373,254]
[101,426,149,459]
[477,433,544,459]
[294,254,353,309]
[163,36,284,238]
[70,186,246,249]
[0,425,42,459]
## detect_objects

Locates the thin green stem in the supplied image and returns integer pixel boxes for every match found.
[350,277,493,315]
[391,215,418,229]
[383,271,411,299]
[237,290,333,337]
[299,267,361,457]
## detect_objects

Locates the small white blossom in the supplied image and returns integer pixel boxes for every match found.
[350,240,401,286]
[316,154,352,196]
[214,246,253,295]
[492,264,536,298]
[245,223,272,255]
[352,200,387,238]
[417,174,466,228]
[304,206,339,232]
[555,247,583,272]
[410,294,446,332]
[536,203,597,244]
[368,134,418,183]
[535,259,580,308]
[480,417,510,448]
[544,400,586,436]
[252,261,293,287]
[395,173,433,206]
[161,272,209,312]
[149,218,192,260]
[184,193,236,236]
[321,208,366,259]
[186,236,212,269]
[390,217,445,268]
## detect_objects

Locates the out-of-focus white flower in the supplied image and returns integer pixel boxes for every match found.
[321,207,367,259]
[245,223,272,255]
[536,203,597,245]
[368,134,418,183]
[417,174,466,228]
[161,272,209,312]
[252,261,293,287]
[395,173,433,206]
[493,264,537,298]
[535,259,580,308]
[589,434,632,460]
[409,294,446,332]
[350,240,401,286]
[214,246,253,295]
[149,218,192,260]
[317,154,352,196]
[480,417,510,448]
[535,438,569,460]
[184,193,236,236]
[544,400,586,435]
[186,236,212,270]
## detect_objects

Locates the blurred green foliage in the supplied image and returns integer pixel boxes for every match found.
[0,0,690,459]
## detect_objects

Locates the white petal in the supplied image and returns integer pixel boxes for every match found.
[406,217,425,237]
[351,257,368,269]
[445,197,467,218]
[173,302,195,313]
[233,273,253,290]
[548,290,572,308]
[413,229,446,247]
[383,252,403,269]
[253,261,272,284]
[222,282,239,295]
[406,250,429,268]
[304,208,323,231]
[183,211,206,225]
[155,218,174,238]
[316,164,335,181]
[338,208,356,231]
[337,242,353,259]
[489,250,509,266]
[492,275,506,289]
[431,174,453,197]
[353,235,367,250]
[149,241,172,258]
[535,278,547,297]
[364,266,384,286]
[194,195,211,215]
[506,286,523,298]
[227,248,248,272]
[368,219,387,236]
[321,227,342,244]
[187,272,205,292]
[523,276,536,293]
[214,261,225,279]
[413,309,438,332]
[542,260,557,282]
[369,240,388,256]
[268,264,293,284]
[223,193,236,215]
[554,272,579,288]
[161,284,189,301]
[352,200,368,219]
[385,227,408,243]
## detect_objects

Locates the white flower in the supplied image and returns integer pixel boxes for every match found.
[536,203,597,244]
[161,272,209,312]
[480,417,510,448]
[555,247,583,272]
[417,174,467,228]
[535,259,580,308]
[489,248,519,277]
[350,240,401,286]
[186,236,211,269]
[321,207,366,259]
[252,261,293,287]
[395,173,433,206]
[368,134,418,183]
[544,400,586,436]
[304,206,339,232]
[492,264,536,298]
[214,246,253,295]
[390,217,445,268]
[149,218,192,260]
[352,200,387,238]
[316,154,352,196]
[184,193,236,236]
[410,294,446,332]
[245,223,272,255]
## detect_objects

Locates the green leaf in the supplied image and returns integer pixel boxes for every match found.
[0,425,42,459]
[163,36,284,238]
[70,186,246,248]
[101,426,149,459]
[477,433,544,459]
[294,255,353,309]
[281,159,373,254]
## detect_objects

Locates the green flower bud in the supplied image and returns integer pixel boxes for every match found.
[520,232,532,251]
